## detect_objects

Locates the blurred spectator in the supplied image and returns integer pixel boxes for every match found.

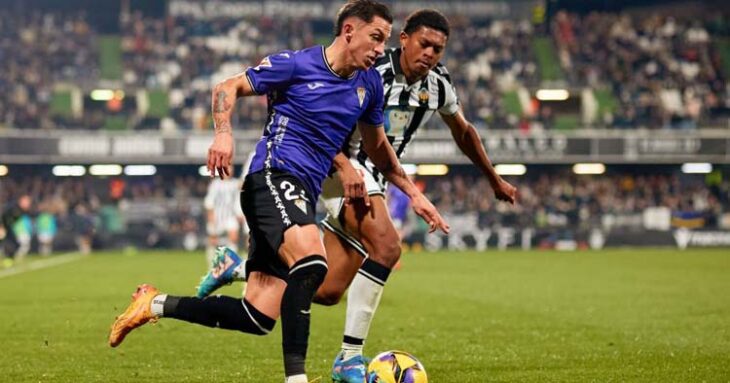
[71,203,95,255]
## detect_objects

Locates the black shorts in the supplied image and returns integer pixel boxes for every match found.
[241,169,316,280]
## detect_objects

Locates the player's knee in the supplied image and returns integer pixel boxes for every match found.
[239,298,276,336]
[367,231,401,268]
[288,255,328,288]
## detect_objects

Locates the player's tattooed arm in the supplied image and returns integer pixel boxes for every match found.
[207,72,256,179]
[212,91,233,135]
[211,72,255,134]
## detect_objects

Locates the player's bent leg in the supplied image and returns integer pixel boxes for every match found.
[243,270,287,320]
[333,196,400,382]
[277,224,329,379]
[344,196,402,269]
[313,229,363,306]
[109,274,283,348]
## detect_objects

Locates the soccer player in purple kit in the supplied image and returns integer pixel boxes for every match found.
[195,9,517,383]
[107,2,448,383]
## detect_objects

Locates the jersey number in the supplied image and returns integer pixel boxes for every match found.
[280,180,306,201]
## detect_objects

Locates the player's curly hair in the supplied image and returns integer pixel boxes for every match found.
[334,0,393,36]
[403,9,450,38]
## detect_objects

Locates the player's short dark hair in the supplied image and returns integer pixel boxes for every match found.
[403,9,450,38]
[334,0,393,36]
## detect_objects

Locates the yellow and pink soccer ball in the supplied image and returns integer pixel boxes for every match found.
[366,350,428,383]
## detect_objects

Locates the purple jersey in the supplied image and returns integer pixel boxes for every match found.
[387,185,410,222]
[246,46,385,200]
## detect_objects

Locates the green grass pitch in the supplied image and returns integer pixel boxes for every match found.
[1,248,728,382]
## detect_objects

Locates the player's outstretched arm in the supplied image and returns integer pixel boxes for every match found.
[441,111,517,204]
[207,73,257,179]
[358,122,449,234]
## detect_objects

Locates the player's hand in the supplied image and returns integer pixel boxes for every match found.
[207,132,234,179]
[340,167,370,207]
[411,193,449,234]
[492,177,517,204]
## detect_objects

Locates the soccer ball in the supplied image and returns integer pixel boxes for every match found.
[366,350,428,383]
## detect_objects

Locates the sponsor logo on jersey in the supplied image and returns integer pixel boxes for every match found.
[357,87,366,107]
[307,82,325,90]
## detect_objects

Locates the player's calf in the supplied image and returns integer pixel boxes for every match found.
[280,255,328,378]
[161,295,275,335]
[364,231,401,268]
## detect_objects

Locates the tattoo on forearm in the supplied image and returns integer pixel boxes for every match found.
[214,91,231,113]
[214,117,232,134]
[213,89,234,134]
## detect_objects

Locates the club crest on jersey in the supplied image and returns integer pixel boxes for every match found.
[357,87,366,107]
[295,198,307,214]
[418,88,429,105]
[252,56,272,71]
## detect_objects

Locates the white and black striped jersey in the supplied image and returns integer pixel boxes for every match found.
[344,48,460,184]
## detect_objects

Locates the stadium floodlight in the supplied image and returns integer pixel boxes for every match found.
[536,89,569,101]
[495,164,526,175]
[681,163,712,174]
[402,164,417,176]
[90,164,123,176]
[573,163,606,175]
[416,164,449,176]
[90,89,116,101]
[124,165,157,176]
[0,165,7,176]
[52,165,86,177]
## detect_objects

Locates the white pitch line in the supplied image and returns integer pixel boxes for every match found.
[0,252,85,279]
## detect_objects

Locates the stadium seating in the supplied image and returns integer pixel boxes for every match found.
[1,7,727,131]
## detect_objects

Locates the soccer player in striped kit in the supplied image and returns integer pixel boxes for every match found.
[321,12,516,381]
[202,152,254,265]
[108,2,448,383]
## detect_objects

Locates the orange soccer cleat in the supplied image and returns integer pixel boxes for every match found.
[108,284,160,347]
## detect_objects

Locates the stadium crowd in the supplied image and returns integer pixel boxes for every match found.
[553,10,730,129]
[2,170,728,256]
[1,7,728,131]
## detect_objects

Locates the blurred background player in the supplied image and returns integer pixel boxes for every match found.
[36,201,58,257]
[203,152,254,266]
[204,164,242,263]
[1,194,32,267]
[71,203,95,255]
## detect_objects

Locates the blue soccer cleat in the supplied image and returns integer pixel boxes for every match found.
[332,351,369,383]
[196,246,242,298]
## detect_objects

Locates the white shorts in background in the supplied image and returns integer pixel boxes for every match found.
[207,216,241,236]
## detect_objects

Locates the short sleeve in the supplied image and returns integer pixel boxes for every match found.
[245,51,297,95]
[438,82,460,115]
[358,71,385,126]
[437,72,460,115]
